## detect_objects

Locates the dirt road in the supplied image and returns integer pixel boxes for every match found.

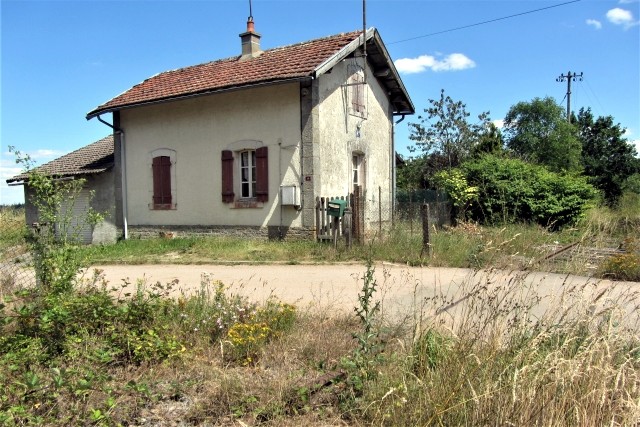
[87,263,640,321]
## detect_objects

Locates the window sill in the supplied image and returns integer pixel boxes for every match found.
[149,204,177,210]
[232,199,264,209]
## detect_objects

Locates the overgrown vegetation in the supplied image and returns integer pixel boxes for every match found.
[462,154,598,228]
[399,92,639,228]
[354,273,640,426]
[1,145,639,425]
[2,263,638,425]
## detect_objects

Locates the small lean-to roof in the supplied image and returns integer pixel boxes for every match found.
[6,135,114,184]
[87,28,414,119]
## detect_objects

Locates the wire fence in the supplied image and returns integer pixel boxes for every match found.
[0,207,36,296]
[395,189,452,231]
[1,191,454,291]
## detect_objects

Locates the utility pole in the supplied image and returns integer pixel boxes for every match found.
[556,71,583,123]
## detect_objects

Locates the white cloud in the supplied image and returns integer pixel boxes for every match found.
[586,19,602,29]
[0,160,25,205]
[395,53,476,74]
[618,0,638,4]
[606,8,639,28]
[492,119,505,129]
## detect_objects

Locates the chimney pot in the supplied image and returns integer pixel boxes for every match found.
[239,17,261,60]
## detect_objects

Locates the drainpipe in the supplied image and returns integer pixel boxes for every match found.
[118,130,129,240]
[96,114,129,240]
[392,114,406,214]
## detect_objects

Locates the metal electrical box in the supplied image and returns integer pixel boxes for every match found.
[327,199,347,217]
[280,185,300,206]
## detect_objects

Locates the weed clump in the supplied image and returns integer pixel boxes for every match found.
[598,237,640,281]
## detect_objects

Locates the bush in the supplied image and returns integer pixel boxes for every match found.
[461,154,598,228]
[598,238,640,281]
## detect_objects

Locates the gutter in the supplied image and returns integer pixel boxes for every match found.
[95,115,129,240]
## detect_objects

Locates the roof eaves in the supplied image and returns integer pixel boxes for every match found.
[86,76,312,120]
[313,29,371,78]
[370,31,415,115]
[6,167,113,184]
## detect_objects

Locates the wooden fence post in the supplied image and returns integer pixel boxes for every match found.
[421,203,432,258]
[343,207,352,249]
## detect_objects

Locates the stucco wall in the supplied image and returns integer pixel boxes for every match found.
[120,83,303,230]
[317,56,393,231]
[23,171,117,244]
[89,171,117,244]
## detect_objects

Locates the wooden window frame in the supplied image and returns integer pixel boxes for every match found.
[221,145,268,205]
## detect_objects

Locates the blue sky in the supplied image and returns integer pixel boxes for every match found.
[1,0,638,205]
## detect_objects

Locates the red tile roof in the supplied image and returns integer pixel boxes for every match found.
[87,31,363,118]
[6,135,114,183]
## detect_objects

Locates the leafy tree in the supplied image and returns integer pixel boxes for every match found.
[396,155,428,190]
[409,89,491,171]
[432,169,478,222]
[575,108,639,205]
[504,97,582,173]
[622,173,640,194]
[471,121,504,157]
[396,152,455,190]
[9,146,102,294]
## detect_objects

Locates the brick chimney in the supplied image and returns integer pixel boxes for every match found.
[239,17,261,61]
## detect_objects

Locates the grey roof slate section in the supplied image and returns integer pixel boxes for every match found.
[6,135,114,183]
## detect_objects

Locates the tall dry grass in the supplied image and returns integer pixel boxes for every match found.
[356,271,640,426]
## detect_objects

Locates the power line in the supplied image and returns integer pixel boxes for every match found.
[581,78,607,116]
[389,0,582,45]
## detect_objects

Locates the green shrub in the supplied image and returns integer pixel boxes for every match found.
[461,154,598,228]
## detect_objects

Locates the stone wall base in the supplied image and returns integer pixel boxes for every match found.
[127,225,315,241]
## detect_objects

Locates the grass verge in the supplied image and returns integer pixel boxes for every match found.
[1,267,638,426]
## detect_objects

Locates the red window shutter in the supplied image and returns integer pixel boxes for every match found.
[152,156,172,206]
[221,150,234,203]
[255,146,268,202]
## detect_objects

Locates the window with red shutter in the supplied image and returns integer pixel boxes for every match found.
[221,150,234,203]
[221,145,268,205]
[255,146,268,202]
[152,155,172,209]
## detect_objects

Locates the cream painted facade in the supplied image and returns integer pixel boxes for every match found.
[117,50,398,238]
[120,83,303,230]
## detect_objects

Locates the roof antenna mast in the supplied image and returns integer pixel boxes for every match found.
[362,0,367,83]
[249,0,253,19]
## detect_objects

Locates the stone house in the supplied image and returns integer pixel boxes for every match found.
[11,21,413,242]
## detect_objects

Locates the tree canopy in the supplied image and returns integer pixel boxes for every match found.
[575,108,640,205]
[409,89,491,170]
[504,97,582,173]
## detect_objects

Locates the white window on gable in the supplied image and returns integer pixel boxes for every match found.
[352,153,365,192]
